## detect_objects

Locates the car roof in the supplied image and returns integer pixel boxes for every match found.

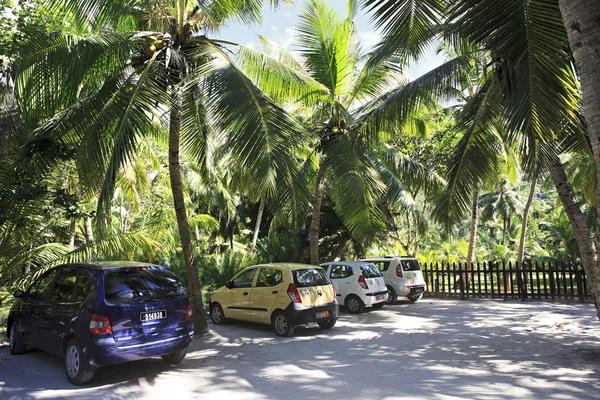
[56,261,162,271]
[251,263,324,271]
[361,256,417,261]
[320,261,375,267]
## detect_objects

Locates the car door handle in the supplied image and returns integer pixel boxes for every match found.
[243,292,249,296]
[272,291,278,294]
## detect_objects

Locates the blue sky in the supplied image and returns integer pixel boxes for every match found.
[215,0,446,80]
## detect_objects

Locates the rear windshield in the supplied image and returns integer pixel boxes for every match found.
[401,260,421,271]
[360,264,382,278]
[293,268,330,288]
[104,267,186,304]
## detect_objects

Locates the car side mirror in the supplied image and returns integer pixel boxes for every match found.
[225,281,233,289]
[13,290,25,298]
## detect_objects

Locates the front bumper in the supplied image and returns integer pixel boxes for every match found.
[84,330,194,366]
[286,302,339,326]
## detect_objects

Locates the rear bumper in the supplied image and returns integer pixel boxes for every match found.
[363,290,388,306]
[408,285,426,297]
[286,302,339,326]
[83,329,194,366]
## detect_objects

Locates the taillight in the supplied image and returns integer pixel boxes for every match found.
[90,314,112,335]
[186,304,193,321]
[332,286,336,298]
[287,283,302,303]
[358,275,369,289]
[396,265,403,277]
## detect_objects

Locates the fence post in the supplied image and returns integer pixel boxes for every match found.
[549,263,556,299]
[503,260,508,300]
[458,262,468,300]
[434,262,440,294]
[576,267,584,302]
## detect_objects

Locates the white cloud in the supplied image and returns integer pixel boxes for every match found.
[358,30,382,51]
[245,41,257,50]
[281,27,296,49]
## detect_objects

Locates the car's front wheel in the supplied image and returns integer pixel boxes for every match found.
[162,349,187,365]
[65,338,96,385]
[210,303,227,325]
[345,295,365,314]
[271,311,295,337]
[318,319,336,330]
[9,323,26,355]
[385,286,397,305]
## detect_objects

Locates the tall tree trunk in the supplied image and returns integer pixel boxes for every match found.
[84,216,94,244]
[251,195,265,250]
[169,94,208,334]
[462,187,479,288]
[549,156,600,319]
[517,174,537,295]
[68,218,76,247]
[558,0,600,321]
[310,160,327,265]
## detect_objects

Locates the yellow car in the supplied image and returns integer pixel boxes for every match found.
[209,263,339,336]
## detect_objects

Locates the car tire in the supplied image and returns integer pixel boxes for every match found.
[162,349,187,365]
[372,302,385,309]
[271,311,295,337]
[9,323,26,355]
[65,338,96,385]
[345,295,365,314]
[318,319,336,330]
[385,286,397,305]
[210,303,227,325]
[408,293,424,303]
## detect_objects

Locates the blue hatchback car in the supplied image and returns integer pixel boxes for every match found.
[7,262,194,384]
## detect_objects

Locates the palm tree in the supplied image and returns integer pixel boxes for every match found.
[238,0,445,263]
[558,0,600,318]
[11,0,306,332]
[360,0,600,318]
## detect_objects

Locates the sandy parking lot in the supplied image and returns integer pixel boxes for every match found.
[1,298,599,400]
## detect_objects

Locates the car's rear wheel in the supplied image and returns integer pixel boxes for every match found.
[65,338,96,385]
[272,311,295,337]
[9,323,26,355]
[162,349,187,365]
[385,286,397,305]
[408,293,423,303]
[210,303,227,325]
[318,319,336,330]
[345,295,364,314]
[372,302,385,309]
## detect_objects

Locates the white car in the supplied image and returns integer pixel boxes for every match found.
[361,257,427,304]
[320,261,388,313]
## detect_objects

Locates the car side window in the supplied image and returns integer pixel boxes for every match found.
[76,271,92,302]
[29,269,58,301]
[51,268,77,302]
[255,268,283,287]
[372,261,390,272]
[330,265,353,279]
[231,268,257,288]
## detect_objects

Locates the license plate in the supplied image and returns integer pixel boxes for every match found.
[315,311,329,319]
[140,310,166,322]
[376,295,385,300]
[407,273,415,279]
[414,287,423,294]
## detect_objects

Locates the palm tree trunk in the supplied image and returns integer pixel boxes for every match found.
[68,218,76,247]
[169,93,208,334]
[549,156,600,320]
[84,216,94,244]
[558,0,600,321]
[251,195,265,250]
[517,175,537,264]
[310,160,327,265]
[463,187,479,288]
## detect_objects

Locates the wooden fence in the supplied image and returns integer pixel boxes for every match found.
[421,261,591,302]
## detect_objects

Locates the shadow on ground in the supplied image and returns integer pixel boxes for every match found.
[1,299,599,399]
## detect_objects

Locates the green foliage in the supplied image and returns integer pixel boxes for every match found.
[197,250,260,302]
[255,233,308,263]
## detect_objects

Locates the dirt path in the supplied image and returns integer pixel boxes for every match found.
[1,299,599,399]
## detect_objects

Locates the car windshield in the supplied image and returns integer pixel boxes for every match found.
[104,267,185,304]
[293,268,330,287]
[360,264,382,278]
[401,260,421,271]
